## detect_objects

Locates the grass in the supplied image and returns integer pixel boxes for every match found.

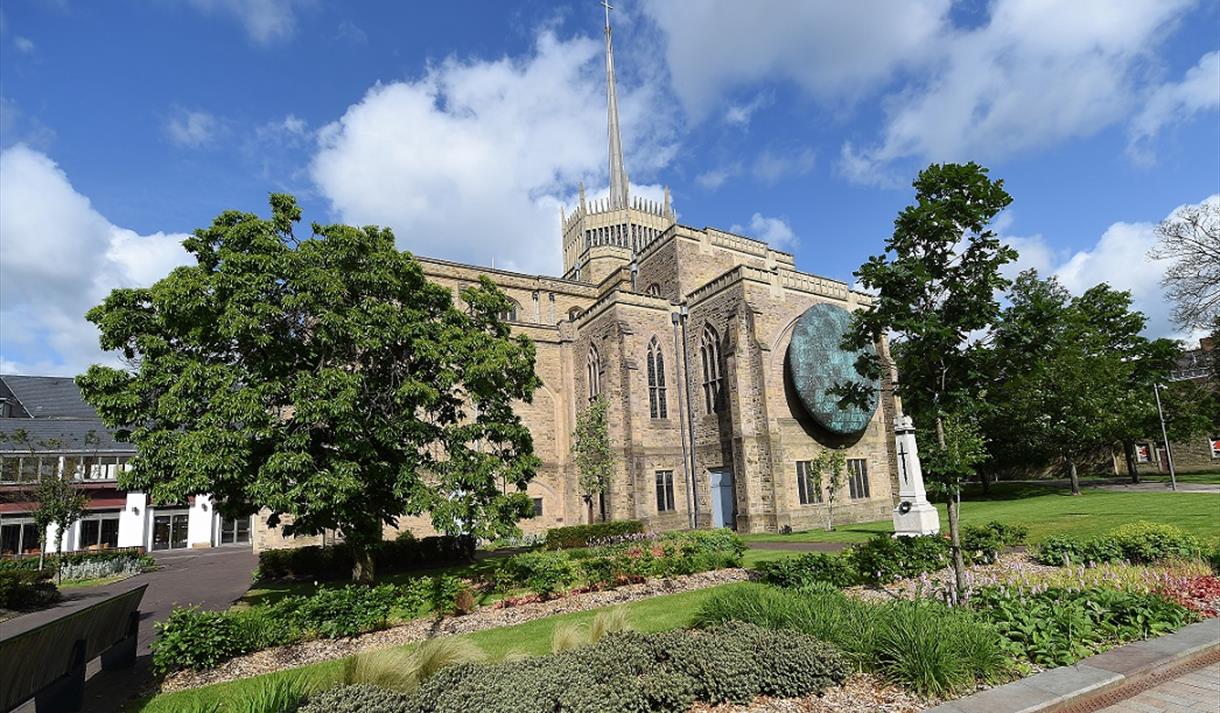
[134,585,722,712]
[740,482,1220,547]
[57,572,135,590]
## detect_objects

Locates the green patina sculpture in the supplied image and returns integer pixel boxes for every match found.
[786,303,879,435]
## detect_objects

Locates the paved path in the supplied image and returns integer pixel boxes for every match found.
[5,546,256,713]
[1098,661,1220,712]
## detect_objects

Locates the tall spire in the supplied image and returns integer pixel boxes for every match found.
[602,1,629,210]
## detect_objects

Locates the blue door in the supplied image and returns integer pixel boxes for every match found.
[709,468,737,529]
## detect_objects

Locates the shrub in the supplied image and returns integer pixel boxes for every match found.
[971,586,1196,667]
[282,584,400,638]
[502,550,579,597]
[756,552,858,589]
[152,606,248,674]
[412,623,849,713]
[848,534,949,584]
[255,535,474,581]
[959,525,1004,565]
[984,521,1028,546]
[0,548,155,581]
[544,521,644,550]
[693,583,1010,697]
[1034,535,1124,566]
[1209,545,1220,575]
[661,529,746,557]
[298,684,419,713]
[0,569,59,610]
[1109,522,1203,564]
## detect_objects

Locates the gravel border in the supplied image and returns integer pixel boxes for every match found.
[690,674,926,713]
[161,567,753,692]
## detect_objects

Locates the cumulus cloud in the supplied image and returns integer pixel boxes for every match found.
[730,213,797,250]
[996,196,1220,339]
[310,30,675,274]
[1128,51,1220,163]
[0,145,192,375]
[14,36,34,53]
[838,0,1197,183]
[642,0,949,120]
[187,0,305,45]
[165,108,219,148]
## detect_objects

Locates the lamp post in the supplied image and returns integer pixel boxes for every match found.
[1152,383,1177,492]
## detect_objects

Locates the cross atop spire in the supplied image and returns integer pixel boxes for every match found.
[602,0,629,210]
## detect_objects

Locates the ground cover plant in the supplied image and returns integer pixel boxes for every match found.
[969,586,1197,667]
[1034,521,1204,566]
[694,582,1011,697]
[543,520,644,549]
[0,547,154,581]
[299,622,850,713]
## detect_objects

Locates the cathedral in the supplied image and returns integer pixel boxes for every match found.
[252,11,902,549]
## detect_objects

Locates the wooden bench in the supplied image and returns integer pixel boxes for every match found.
[0,584,147,713]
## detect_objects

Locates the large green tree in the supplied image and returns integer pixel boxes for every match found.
[986,272,1166,494]
[844,162,1016,599]
[78,195,541,582]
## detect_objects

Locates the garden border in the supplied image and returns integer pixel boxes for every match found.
[926,617,1220,712]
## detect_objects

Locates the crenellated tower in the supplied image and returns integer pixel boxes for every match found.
[561,1,675,284]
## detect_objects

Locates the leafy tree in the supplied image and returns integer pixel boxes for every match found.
[987,272,1162,494]
[34,460,87,583]
[77,195,541,582]
[571,395,613,524]
[815,449,846,531]
[844,162,1016,599]
[1150,199,1219,330]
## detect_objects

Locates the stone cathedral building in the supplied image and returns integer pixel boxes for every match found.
[254,11,900,550]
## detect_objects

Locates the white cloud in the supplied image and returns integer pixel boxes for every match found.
[1128,51,1220,163]
[996,195,1220,339]
[751,147,815,183]
[310,30,675,274]
[839,0,1197,183]
[165,108,219,148]
[187,0,304,45]
[724,92,772,127]
[730,213,797,250]
[14,36,34,53]
[642,0,950,120]
[0,145,192,375]
[695,163,740,190]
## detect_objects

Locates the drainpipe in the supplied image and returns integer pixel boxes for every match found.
[678,305,700,528]
[672,311,694,529]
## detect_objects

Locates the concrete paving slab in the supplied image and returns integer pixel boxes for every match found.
[1021,662,1121,697]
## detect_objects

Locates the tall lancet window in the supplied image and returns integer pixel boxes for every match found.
[587,345,602,401]
[700,325,723,413]
[646,337,668,419]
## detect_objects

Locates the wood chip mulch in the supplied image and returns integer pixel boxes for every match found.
[689,674,926,713]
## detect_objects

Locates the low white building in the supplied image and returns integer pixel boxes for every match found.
[0,374,250,555]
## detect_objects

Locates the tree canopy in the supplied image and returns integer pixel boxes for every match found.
[571,394,613,524]
[77,194,541,580]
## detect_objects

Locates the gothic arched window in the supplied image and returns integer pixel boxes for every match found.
[501,299,520,323]
[646,337,668,419]
[700,325,723,413]
[587,345,601,401]
[646,283,662,297]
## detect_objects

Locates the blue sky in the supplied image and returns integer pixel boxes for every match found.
[1,0,1218,375]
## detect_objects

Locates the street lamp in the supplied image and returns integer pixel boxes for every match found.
[1152,383,1178,492]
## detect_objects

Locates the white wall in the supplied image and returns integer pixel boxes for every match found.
[187,494,213,547]
[117,492,147,548]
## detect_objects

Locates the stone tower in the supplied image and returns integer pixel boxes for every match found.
[561,3,674,284]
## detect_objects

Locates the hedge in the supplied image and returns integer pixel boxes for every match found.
[256,535,475,581]
[544,520,644,550]
[0,547,152,572]
[0,569,59,610]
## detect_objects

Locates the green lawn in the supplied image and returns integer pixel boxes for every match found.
[740,482,1220,547]
[135,584,725,712]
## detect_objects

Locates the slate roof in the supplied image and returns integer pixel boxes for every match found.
[0,375,99,419]
[0,419,133,454]
[0,374,134,453]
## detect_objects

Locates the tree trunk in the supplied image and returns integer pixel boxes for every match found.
[57,526,65,585]
[1068,456,1081,495]
[979,469,990,495]
[934,415,967,603]
[37,539,45,572]
[351,544,375,584]
[946,494,966,603]
[585,496,593,525]
[1122,441,1140,484]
